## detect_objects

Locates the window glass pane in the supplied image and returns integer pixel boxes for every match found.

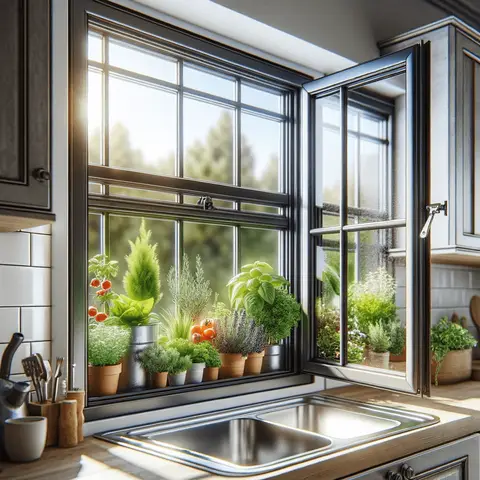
[88,213,102,259]
[346,228,406,374]
[241,83,282,113]
[108,215,176,310]
[241,203,280,215]
[109,185,176,203]
[359,140,384,211]
[360,115,381,137]
[241,113,281,192]
[88,33,103,63]
[183,195,233,209]
[184,64,235,100]
[183,223,233,305]
[88,182,103,194]
[109,76,176,175]
[184,98,234,184]
[239,227,279,272]
[88,69,103,165]
[109,39,177,84]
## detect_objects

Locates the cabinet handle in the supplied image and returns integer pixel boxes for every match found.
[400,464,415,479]
[32,168,51,183]
[420,201,447,238]
[386,472,402,480]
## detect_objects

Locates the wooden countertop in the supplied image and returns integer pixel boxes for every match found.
[2,382,480,480]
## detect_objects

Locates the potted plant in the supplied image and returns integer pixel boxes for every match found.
[389,322,406,362]
[431,316,477,385]
[200,342,222,381]
[137,344,171,388]
[244,323,268,376]
[108,221,162,390]
[88,324,130,396]
[214,310,256,378]
[158,309,193,341]
[366,323,390,369]
[165,349,192,386]
[167,338,206,384]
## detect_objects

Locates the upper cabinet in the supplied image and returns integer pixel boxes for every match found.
[0,0,54,231]
[381,18,480,265]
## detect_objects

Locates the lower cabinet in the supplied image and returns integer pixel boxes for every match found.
[348,434,479,480]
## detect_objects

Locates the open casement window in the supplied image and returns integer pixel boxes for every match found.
[301,46,432,395]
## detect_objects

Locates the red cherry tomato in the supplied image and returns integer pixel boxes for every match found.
[191,332,203,344]
[101,279,112,290]
[96,289,106,297]
[88,306,98,318]
[202,328,216,340]
[190,325,203,336]
[90,278,101,288]
[95,312,108,322]
[201,318,215,331]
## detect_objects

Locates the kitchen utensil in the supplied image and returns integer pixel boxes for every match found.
[34,354,47,403]
[0,333,24,380]
[4,416,47,462]
[470,296,480,333]
[43,360,52,401]
[28,401,61,447]
[58,400,78,448]
[22,356,44,403]
[52,357,64,403]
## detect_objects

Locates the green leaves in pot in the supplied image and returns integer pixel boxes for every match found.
[431,316,477,385]
[165,349,193,375]
[137,344,171,373]
[388,322,406,356]
[107,295,160,327]
[367,323,390,354]
[227,261,289,316]
[88,324,130,367]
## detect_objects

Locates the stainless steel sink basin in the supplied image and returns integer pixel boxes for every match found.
[98,395,439,476]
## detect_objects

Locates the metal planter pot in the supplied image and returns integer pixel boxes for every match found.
[168,371,187,386]
[118,325,156,391]
[261,344,285,373]
[185,362,206,384]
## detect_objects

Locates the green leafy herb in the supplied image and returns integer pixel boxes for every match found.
[388,322,406,356]
[137,344,171,373]
[431,317,477,385]
[164,349,192,375]
[158,309,193,341]
[88,325,130,367]
[107,295,159,327]
[368,323,390,353]
[88,254,119,280]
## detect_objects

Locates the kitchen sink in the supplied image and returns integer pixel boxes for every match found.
[98,395,439,476]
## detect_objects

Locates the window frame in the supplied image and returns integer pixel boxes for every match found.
[69,0,312,421]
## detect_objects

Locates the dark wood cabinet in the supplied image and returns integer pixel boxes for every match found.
[0,0,54,230]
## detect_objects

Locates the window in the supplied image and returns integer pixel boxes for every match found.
[70,0,310,415]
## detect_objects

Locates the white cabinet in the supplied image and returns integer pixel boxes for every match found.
[381,18,480,265]
[349,434,479,480]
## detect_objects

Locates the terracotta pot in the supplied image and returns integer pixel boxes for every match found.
[88,363,122,396]
[203,367,220,382]
[244,350,265,375]
[432,349,472,385]
[368,351,390,369]
[390,346,407,362]
[219,353,246,378]
[151,372,168,388]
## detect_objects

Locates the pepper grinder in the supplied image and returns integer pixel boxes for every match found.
[58,399,78,448]
[66,391,85,442]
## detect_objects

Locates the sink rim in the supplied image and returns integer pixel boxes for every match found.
[97,394,440,477]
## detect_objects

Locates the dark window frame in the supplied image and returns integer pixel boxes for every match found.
[69,0,313,421]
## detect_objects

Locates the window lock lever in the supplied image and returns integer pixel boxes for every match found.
[420,201,447,239]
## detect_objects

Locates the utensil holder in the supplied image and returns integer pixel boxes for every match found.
[28,401,61,447]
[58,400,78,448]
[66,391,85,442]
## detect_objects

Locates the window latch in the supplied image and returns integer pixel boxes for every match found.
[197,196,215,210]
[420,201,447,239]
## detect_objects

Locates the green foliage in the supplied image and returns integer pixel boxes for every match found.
[137,344,171,373]
[168,254,212,320]
[166,339,221,366]
[158,309,193,341]
[123,220,162,305]
[389,322,406,356]
[431,317,477,385]
[164,348,192,375]
[88,325,130,366]
[316,302,366,364]
[227,261,289,315]
[214,310,267,356]
[349,268,398,333]
[197,341,222,368]
[88,254,119,280]
[207,295,231,320]
[107,295,159,327]
[252,287,301,344]
[368,323,390,353]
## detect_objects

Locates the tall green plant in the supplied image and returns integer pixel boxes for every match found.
[123,220,162,305]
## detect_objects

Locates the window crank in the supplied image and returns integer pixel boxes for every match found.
[420,201,447,239]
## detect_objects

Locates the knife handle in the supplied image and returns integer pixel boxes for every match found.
[0,333,24,380]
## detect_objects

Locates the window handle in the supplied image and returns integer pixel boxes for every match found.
[420,201,447,239]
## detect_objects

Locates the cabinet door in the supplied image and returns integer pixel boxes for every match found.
[0,0,51,210]
[455,32,480,249]
[348,434,479,480]
[301,45,431,394]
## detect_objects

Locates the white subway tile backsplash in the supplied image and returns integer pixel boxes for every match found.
[21,307,51,341]
[30,341,51,362]
[0,232,30,266]
[0,308,20,342]
[0,266,51,306]
[31,234,51,267]
[0,342,31,375]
